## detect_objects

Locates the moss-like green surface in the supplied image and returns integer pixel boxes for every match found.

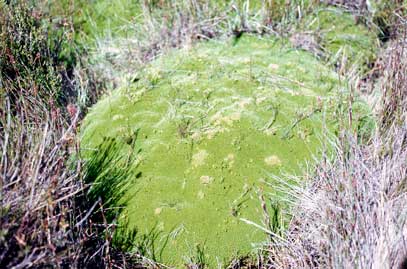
[299,7,379,73]
[53,0,262,45]
[81,34,347,267]
[51,0,142,44]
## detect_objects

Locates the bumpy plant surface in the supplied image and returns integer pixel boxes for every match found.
[83,35,334,266]
[81,9,376,265]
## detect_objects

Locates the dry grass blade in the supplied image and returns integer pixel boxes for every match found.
[0,3,144,268]
[265,10,407,267]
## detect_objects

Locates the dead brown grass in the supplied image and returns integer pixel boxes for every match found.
[0,3,144,268]
[263,7,407,269]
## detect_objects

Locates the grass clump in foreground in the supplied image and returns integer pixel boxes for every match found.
[81,30,374,266]
[266,34,407,268]
[0,2,142,268]
[296,6,380,75]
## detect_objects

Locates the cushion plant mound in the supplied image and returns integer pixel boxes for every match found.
[296,6,379,74]
[81,35,365,267]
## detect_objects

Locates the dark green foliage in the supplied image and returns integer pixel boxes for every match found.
[268,202,284,242]
[186,244,208,269]
[0,2,142,268]
[0,1,72,110]
[0,3,80,267]
[83,137,140,219]
[371,0,407,42]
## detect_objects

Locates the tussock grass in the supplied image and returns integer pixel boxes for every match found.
[265,128,407,268]
[379,38,407,130]
[75,0,327,89]
[0,2,143,268]
[264,9,407,268]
